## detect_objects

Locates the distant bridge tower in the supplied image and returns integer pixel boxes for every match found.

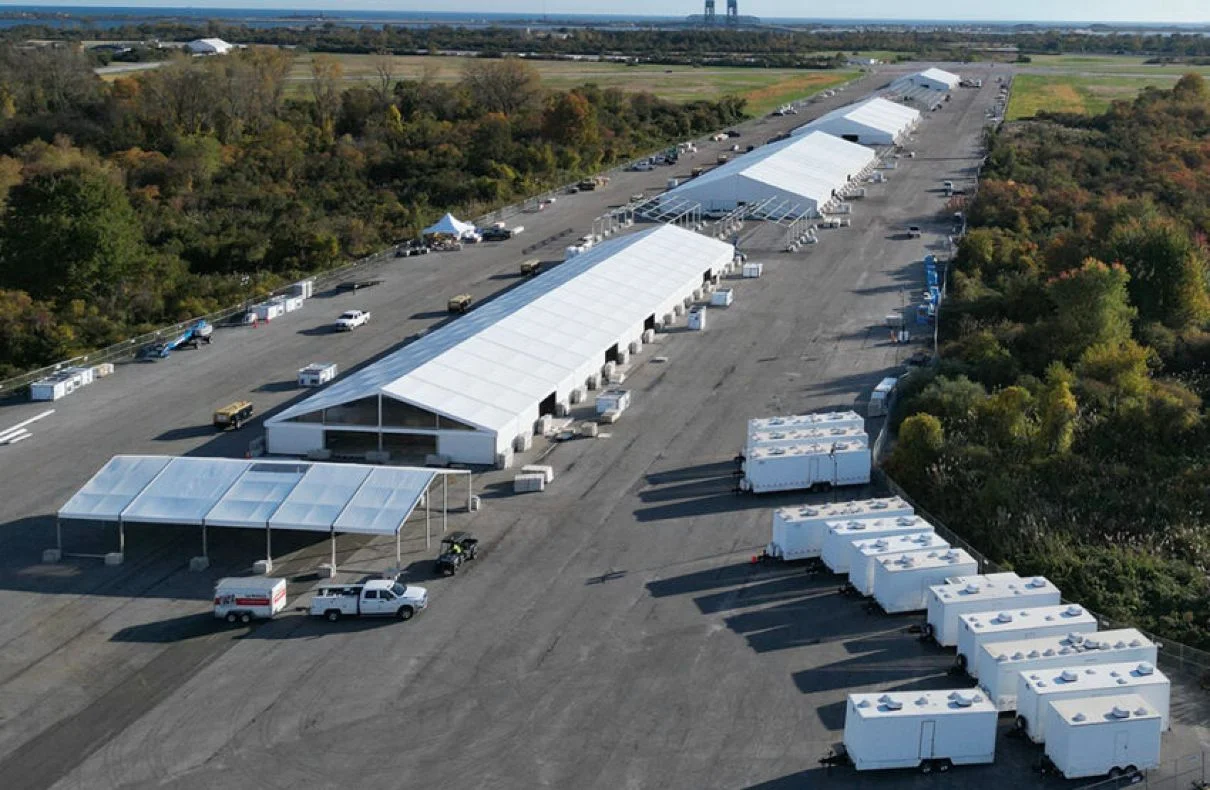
[704,0,715,24]
[726,0,738,23]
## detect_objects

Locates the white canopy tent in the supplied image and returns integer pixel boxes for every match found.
[56,455,473,569]
[791,97,921,146]
[423,213,475,237]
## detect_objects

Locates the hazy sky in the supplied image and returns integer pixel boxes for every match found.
[4,0,1208,24]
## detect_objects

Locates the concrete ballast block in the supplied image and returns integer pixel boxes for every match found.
[189,556,211,572]
[253,559,273,575]
[104,552,124,566]
[318,563,337,579]
[42,548,62,564]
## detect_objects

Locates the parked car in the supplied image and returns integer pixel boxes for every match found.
[395,240,429,257]
[520,259,541,277]
[435,532,479,576]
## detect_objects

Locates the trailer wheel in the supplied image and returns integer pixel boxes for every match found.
[955,653,968,671]
[1125,765,1138,777]
[937,759,952,773]
[239,612,251,624]
[325,609,341,622]
[921,622,934,639]
[225,612,238,624]
[1014,715,1027,731]
[919,760,934,774]
[1108,767,1123,779]
[397,605,414,621]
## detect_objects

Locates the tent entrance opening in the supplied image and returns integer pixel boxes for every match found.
[324,430,379,456]
[381,432,437,460]
[539,392,557,417]
[644,314,656,331]
[605,344,620,364]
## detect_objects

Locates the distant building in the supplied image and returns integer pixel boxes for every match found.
[187,38,234,56]
[847,57,881,67]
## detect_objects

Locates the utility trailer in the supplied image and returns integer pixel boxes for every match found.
[925,575,1059,647]
[213,577,287,623]
[1041,695,1162,780]
[956,603,1097,677]
[840,689,997,773]
[977,629,1157,712]
[820,515,935,574]
[848,532,950,597]
[761,497,913,562]
[871,549,979,614]
[741,440,870,494]
[747,426,867,450]
[1017,661,1170,743]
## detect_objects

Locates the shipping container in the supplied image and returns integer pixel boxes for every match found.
[1042,694,1162,779]
[956,603,1098,678]
[30,373,77,401]
[977,629,1156,712]
[849,532,949,596]
[843,689,997,772]
[926,575,1059,647]
[1017,661,1170,743]
[764,498,914,561]
[872,549,979,614]
[820,515,936,573]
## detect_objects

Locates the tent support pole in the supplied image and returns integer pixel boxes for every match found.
[396,529,401,566]
[425,486,431,549]
[56,516,62,551]
[442,474,448,535]
[467,472,472,512]
[202,524,208,559]
[266,523,272,565]
[118,518,125,556]
[330,527,336,572]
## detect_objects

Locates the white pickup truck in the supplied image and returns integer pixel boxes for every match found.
[334,309,370,331]
[309,579,428,621]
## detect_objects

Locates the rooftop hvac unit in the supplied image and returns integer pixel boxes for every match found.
[748,426,867,451]
[764,497,914,562]
[1016,661,1170,743]
[957,603,1098,681]
[842,690,997,772]
[925,575,1058,647]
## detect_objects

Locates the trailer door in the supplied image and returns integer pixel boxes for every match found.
[918,721,936,760]
[1114,731,1129,764]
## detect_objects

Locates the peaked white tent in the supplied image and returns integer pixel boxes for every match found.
[265,224,735,466]
[792,97,921,146]
[423,213,475,237]
[908,67,961,91]
[659,131,877,219]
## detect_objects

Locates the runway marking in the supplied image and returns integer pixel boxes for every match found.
[0,409,53,444]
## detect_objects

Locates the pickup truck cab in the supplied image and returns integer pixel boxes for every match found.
[310,579,428,621]
[334,310,370,331]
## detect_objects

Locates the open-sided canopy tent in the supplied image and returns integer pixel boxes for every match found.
[265,224,735,465]
[423,213,474,237]
[660,131,877,219]
[791,97,921,146]
[57,455,470,567]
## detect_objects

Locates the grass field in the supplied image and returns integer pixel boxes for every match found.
[1025,53,1210,76]
[1006,73,1184,120]
[286,54,856,115]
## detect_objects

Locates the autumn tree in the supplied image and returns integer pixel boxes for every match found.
[1045,259,1136,362]
[461,58,541,116]
[309,55,344,136]
[1104,215,1209,329]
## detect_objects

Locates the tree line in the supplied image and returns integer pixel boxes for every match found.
[887,75,1210,650]
[0,47,745,378]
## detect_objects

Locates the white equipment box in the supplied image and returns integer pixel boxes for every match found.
[742,262,763,278]
[595,389,631,415]
[30,372,79,401]
[957,603,1098,678]
[843,689,996,772]
[978,629,1157,712]
[213,576,288,623]
[820,515,934,573]
[298,362,337,387]
[710,288,734,307]
[687,305,707,330]
[513,473,546,493]
[743,441,870,494]
[764,497,913,562]
[1017,661,1170,743]
[926,575,1058,647]
[251,302,284,321]
[1043,695,1162,779]
[521,464,554,484]
[849,532,949,597]
[872,549,979,613]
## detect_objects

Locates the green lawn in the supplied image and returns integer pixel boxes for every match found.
[287,53,855,114]
[1006,73,1183,120]
[1024,53,1210,76]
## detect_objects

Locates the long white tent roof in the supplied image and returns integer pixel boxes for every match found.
[791,96,921,139]
[917,67,961,89]
[268,224,735,434]
[59,455,435,536]
[664,131,876,212]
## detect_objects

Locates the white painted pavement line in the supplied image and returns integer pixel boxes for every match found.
[4,430,31,446]
[0,409,54,443]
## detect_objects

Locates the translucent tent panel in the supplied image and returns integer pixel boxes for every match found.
[57,455,173,522]
[333,467,435,536]
[121,458,251,524]
[204,462,309,528]
[268,464,373,532]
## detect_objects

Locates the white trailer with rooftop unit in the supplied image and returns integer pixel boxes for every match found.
[956,603,1098,677]
[763,497,914,562]
[872,549,979,614]
[1042,694,1162,780]
[748,426,867,450]
[842,689,997,773]
[977,629,1157,712]
[849,532,950,596]
[926,575,1060,646]
[1016,661,1170,743]
[742,441,870,494]
[821,515,934,573]
[746,411,865,449]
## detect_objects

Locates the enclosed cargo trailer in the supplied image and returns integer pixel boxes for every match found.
[742,441,871,494]
[1017,661,1169,743]
[763,497,913,562]
[1042,695,1162,780]
[821,515,935,574]
[956,603,1098,677]
[926,575,1060,647]
[849,532,950,596]
[748,426,867,450]
[871,549,979,614]
[842,689,997,772]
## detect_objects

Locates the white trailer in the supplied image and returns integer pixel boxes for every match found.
[872,549,979,614]
[30,373,79,401]
[849,532,950,596]
[764,497,914,562]
[1017,661,1170,743]
[746,410,865,439]
[748,426,867,450]
[298,362,337,387]
[926,575,1059,647]
[978,629,1157,712]
[743,441,870,494]
[1043,694,1162,780]
[956,603,1098,677]
[843,689,997,772]
[821,515,934,573]
[867,377,898,418]
[213,576,288,623]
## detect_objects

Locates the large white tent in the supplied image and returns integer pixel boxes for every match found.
[56,455,471,567]
[791,97,921,146]
[658,131,877,219]
[265,224,735,466]
[907,67,961,91]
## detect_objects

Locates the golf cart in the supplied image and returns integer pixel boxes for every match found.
[435,532,479,576]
